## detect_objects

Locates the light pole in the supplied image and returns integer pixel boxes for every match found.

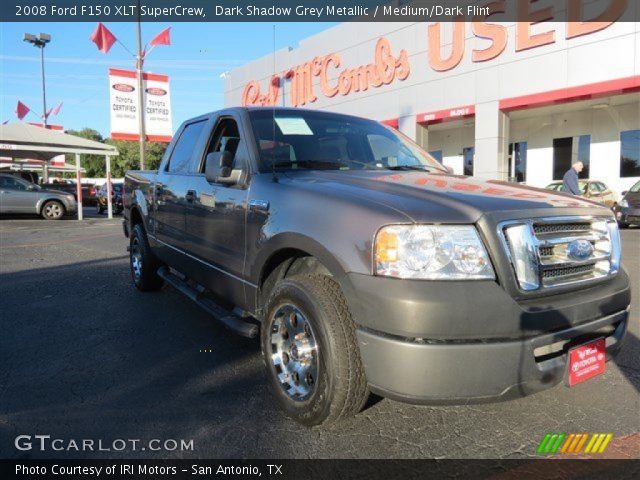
[136,0,146,169]
[23,33,51,127]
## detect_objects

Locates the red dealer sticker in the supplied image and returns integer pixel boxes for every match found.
[568,338,606,387]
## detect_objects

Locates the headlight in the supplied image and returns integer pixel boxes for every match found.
[619,199,629,208]
[375,225,494,279]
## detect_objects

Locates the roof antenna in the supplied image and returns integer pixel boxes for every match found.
[271,24,278,183]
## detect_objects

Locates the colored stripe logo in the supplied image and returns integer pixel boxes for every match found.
[537,433,613,454]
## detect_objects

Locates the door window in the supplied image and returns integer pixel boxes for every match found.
[166,120,207,173]
[203,118,247,180]
[0,176,27,190]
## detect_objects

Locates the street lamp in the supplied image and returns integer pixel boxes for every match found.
[23,33,51,127]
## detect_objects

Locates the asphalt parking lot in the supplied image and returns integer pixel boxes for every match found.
[0,212,638,459]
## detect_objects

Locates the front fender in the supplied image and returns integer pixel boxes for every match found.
[251,232,348,283]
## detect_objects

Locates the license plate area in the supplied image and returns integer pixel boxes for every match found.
[567,338,606,387]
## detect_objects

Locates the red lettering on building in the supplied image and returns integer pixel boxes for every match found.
[241,37,410,107]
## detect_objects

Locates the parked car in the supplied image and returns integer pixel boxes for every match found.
[0,173,77,219]
[545,180,617,207]
[613,180,640,228]
[41,180,98,206]
[124,108,629,426]
[96,182,123,214]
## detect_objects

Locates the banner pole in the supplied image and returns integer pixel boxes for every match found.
[136,0,146,170]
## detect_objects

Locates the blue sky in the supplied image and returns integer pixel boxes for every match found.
[0,22,335,137]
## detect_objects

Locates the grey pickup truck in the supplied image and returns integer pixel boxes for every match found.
[124,107,630,426]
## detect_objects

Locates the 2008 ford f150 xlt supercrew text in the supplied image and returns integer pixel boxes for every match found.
[124,108,630,426]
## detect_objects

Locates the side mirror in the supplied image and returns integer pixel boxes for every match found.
[205,151,234,182]
[445,165,454,174]
[27,184,38,191]
[621,191,627,196]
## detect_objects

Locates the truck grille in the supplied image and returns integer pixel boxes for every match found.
[500,217,621,291]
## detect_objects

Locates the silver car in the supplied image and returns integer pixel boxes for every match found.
[0,173,77,220]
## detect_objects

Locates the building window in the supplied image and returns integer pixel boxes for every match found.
[508,142,527,183]
[552,137,573,180]
[620,130,640,178]
[577,135,590,179]
[463,147,474,176]
[429,150,443,163]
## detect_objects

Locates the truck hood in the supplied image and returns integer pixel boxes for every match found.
[284,170,603,223]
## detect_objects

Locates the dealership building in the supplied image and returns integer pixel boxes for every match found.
[225,7,640,196]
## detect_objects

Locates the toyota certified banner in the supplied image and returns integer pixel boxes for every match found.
[108,68,172,142]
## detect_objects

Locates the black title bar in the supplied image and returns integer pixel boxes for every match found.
[1,0,638,22]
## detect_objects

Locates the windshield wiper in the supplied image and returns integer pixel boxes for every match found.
[271,160,347,170]
[385,165,435,172]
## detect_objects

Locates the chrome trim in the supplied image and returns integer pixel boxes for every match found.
[148,234,257,288]
[497,215,618,292]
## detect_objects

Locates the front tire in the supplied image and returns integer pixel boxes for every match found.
[261,275,368,426]
[129,224,164,291]
[41,200,65,220]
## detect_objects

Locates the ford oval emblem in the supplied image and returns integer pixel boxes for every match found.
[567,239,594,260]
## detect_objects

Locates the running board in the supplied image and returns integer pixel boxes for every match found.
[157,266,258,338]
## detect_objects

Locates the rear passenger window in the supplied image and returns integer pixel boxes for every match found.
[167,120,206,173]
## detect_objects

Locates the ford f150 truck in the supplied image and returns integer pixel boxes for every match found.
[124,107,630,426]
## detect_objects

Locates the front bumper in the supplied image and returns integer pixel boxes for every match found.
[341,272,630,403]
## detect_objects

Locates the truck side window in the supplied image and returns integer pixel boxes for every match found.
[166,120,206,173]
[202,118,247,182]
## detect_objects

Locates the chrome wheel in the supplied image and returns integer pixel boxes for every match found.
[130,237,143,281]
[43,202,62,219]
[270,304,319,401]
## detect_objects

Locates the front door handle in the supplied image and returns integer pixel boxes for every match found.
[185,190,196,203]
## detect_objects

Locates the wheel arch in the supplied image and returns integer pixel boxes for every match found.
[254,234,348,317]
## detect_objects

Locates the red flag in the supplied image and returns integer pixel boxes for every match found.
[16,101,30,120]
[90,23,117,54]
[51,102,63,116]
[149,27,171,46]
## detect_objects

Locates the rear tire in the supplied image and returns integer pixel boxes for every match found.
[41,200,65,220]
[261,274,369,426]
[130,224,164,291]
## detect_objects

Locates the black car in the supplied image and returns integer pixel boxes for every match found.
[613,180,640,227]
[96,183,123,214]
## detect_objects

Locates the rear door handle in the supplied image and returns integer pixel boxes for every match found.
[185,190,196,203]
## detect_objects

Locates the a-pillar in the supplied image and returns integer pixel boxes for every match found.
[474,101,510,181]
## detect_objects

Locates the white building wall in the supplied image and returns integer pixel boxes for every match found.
[225,10,640,187]
[510,101,640,196]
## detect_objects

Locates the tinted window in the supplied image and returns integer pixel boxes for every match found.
[167,120,206,173]
[620,130,640,178]
[553,137,572,180]
[0,176,27,190]
[630,181,640,193]
[577,135,590,179]
[509,142,527,182]
[463,147,474,176]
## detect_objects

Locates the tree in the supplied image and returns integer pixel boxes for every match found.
[64,128,106,178]
[64,128,167,178]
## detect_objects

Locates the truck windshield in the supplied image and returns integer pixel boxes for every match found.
[248,109,445,173]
